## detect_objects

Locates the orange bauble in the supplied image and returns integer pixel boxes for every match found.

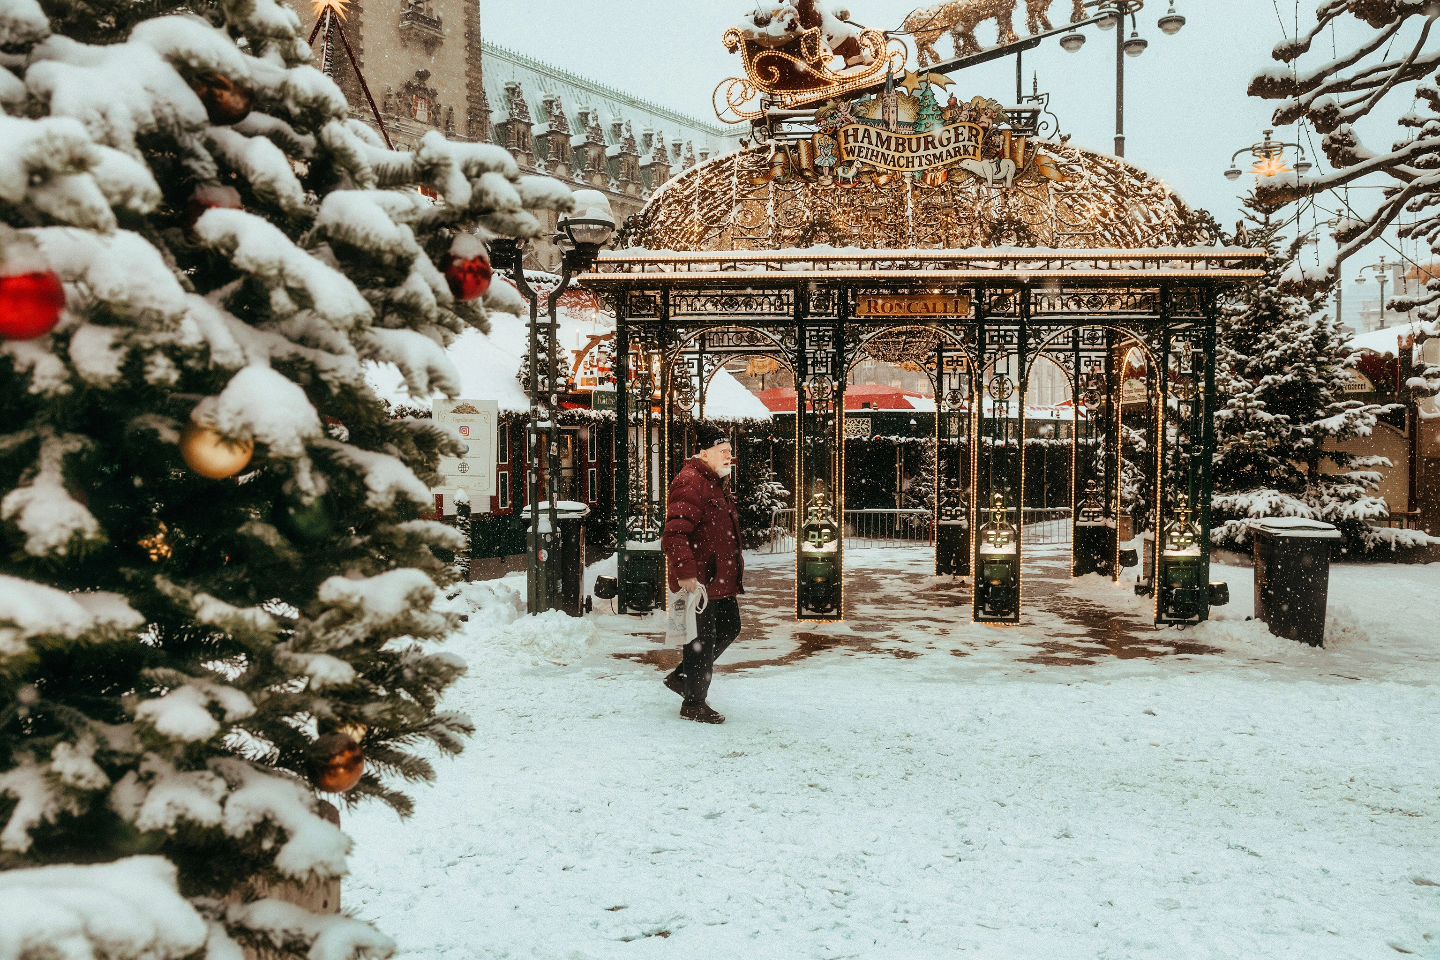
[0,270,65,340]
[309,733,365,793]
[190,72,253,125]
[180,423,254,479]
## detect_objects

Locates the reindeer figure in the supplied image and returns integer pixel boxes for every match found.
[902,0,1084,66]
[1025,0,1088,34]
[901,0,1017,65]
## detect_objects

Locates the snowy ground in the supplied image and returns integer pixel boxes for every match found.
[345,546,1440,959]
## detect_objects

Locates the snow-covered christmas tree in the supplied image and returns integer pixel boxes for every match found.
[738,458,790,548]
[901,439,936,538]
[913,82,942,134]
[1210,207,1407,553]
[0,0,569,956]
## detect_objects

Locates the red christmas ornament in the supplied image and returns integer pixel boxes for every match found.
[0,270,65,341]
[184,185,243,235]
[444,252,492,302]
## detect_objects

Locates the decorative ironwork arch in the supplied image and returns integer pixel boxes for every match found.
[846,323,977,384]
[1021,322,1158,393]
[665,323,796,371]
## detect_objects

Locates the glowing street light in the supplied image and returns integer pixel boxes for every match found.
[1223,129,1312,181]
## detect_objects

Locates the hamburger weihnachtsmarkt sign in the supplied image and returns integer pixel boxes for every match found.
[754,73,1068,189]
[715,1,1069,190]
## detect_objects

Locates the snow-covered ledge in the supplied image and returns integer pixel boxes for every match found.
[581,246,1268,284]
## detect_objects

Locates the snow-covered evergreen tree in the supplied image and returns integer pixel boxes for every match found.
[738,458,790,548]
[1211,209,1406,553]
[1119,423,1152,536]
[901,439,936,537]
[0,0,569,956]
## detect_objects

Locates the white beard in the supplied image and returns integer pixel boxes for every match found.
[717,464,733,479]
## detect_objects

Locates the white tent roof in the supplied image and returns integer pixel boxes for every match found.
[367,278,615,414]
[694,367,772,423]
[1347,322,1424,358]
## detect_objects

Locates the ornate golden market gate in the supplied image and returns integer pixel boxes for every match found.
[579,4,1263,626]
[586,246,1262,626]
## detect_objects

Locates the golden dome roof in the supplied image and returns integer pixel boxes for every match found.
[623,143,1215,252]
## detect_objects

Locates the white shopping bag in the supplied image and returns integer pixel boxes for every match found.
[666,584,708,649]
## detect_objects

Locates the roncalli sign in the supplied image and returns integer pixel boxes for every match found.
[855,293,972,318]
[433,398,499,515]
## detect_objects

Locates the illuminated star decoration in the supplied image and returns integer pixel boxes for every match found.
[1250,153,1292,177]
[898,71,954,96]
[311,0,350,20]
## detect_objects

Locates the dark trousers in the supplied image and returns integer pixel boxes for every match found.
[666,597,741,702]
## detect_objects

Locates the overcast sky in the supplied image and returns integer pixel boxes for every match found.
[487,0,1425,292]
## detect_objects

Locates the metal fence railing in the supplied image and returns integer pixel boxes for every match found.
[759,507,1073,553]
[1022,508,1073,546]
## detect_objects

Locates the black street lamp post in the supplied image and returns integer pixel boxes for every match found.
[896,1,1184,159]
[1223,129,1313,182]
[1355,256,1394,332]
[492,191,616,613]
[1054,1,1184,158]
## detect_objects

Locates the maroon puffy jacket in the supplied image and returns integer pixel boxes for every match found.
[661,458,745,599]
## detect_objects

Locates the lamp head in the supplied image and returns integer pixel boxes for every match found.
[1059,31,1086,51]
[560,189,617,251]
[1123,31,1148,56]
[1223,166,1243,181]
[1157,6,1185,34]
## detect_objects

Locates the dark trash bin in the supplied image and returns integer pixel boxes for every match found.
[1249,517,1341,647]
[522,501,590,617]
[618,539,663,614]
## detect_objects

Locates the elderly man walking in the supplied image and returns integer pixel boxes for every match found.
[661,423,744,724]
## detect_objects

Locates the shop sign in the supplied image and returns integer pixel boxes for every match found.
[855,293,971,318]
[1340,368,1376,394]
[434,398,498,513]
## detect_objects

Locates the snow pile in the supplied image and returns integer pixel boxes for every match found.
[0,857,208,960]
[442,579,526,627]
[0,576,142,657]
[344,547,1440,959]
[496,610,598,666]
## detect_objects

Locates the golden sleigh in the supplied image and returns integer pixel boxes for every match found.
[713,26,907,124]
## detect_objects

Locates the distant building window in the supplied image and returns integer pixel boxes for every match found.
[499,471,511,510]
[587,467,598,504]
[498,425,510,465]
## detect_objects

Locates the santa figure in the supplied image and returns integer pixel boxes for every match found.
[792,0,872,67]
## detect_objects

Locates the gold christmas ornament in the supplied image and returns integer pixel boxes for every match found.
[138,522,174,562]
[189,72,253,126]
[308,732,365,793]
[181,423,254,479]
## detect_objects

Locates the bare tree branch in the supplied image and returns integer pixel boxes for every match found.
[1252,2,1440,322]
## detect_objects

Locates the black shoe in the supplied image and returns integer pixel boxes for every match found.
[680,700,725,724]
[663,671,686,697]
